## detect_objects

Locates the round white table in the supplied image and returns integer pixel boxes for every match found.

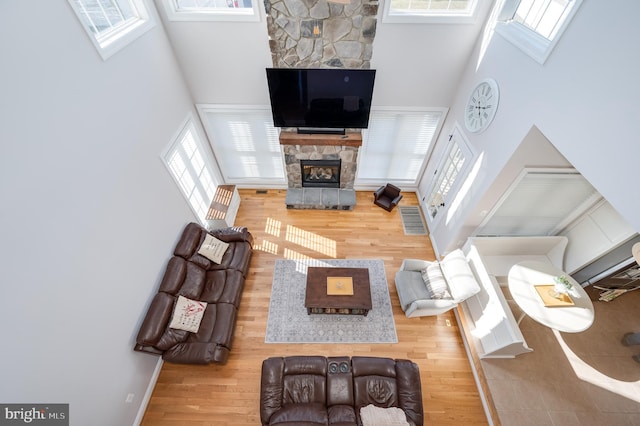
[508,260,595,333]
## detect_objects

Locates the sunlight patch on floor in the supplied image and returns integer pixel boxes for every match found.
[554,329,640,402]
[255,239,279,255]
[285,225,337,258]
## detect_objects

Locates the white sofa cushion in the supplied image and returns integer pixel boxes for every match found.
[440,249,481,302]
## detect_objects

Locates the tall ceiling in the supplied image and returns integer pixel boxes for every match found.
[153,0,496,108]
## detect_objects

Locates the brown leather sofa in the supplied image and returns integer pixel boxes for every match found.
[134,222,253,364]
[260,356,423,426]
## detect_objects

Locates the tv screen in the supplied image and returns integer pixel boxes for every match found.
[266,68,376,131]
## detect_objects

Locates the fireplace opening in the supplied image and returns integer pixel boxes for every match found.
[301,159,341,188]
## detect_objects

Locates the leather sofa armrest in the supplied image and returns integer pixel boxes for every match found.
[395,359,423,426]
[392,194,403,204]
[210,226,254,246]
[373,186,385,199]
[260,357,285,425]
[162,342,229,365]
[136,292,174,347]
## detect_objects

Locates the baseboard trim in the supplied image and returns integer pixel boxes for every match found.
[454,306,498,426]
[133,358,164,426]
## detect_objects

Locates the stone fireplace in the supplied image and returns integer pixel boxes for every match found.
[280,131,361,209]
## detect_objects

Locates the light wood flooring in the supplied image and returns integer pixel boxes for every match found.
[141,189,488,425]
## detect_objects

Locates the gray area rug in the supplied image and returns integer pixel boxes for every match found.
[265,259,398,344]
[399,206,427,235]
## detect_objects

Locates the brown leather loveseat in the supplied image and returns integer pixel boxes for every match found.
[260,356,423,426]
[134,222,253,364]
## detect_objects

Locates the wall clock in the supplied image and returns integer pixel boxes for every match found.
[464,78,499,133]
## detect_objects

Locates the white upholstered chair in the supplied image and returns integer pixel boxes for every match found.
[394,249,481,318]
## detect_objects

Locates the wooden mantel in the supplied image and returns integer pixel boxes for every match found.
[279,130,362,147]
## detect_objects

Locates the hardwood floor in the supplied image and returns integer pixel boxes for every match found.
[140,189,488,425]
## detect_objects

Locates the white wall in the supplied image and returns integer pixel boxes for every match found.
[153,0,273,104]
[424,1,640,255]
[0,1,200,425]
[153,0,494,108]
[371,1,494,107]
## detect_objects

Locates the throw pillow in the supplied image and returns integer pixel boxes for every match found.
[360,405,409,426]
[420,263,451,299]
[197,234,229,264]
[168,295,207,333]
[439,249,481,301]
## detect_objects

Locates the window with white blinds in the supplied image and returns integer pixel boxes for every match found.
[495,0,582,64]
[68,0,155,60]
[198,106,285,186]
[383,0,478,23]
[476,169,601,236]
[163,0,260,21]
[163,118,219,223]
[356,108,445,186]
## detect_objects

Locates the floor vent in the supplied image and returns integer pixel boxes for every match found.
[256,190,268,194]
[399,206,427,236]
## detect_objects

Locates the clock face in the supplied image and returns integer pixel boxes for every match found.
[464,78,499,133]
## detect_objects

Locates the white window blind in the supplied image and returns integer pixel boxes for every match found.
[163,120,219,223]
[383,0,477,23]
[198,106,285,185]
[476,170,601,236]
[495,0,582,64]
[513,0,575,41]
[357,109,444,185]
[164,0,260,21]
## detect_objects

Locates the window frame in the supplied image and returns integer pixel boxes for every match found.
[162,0,261,22]
[356,107,447,187]
[196,104,285,187]
[162,115,222,225]
[425,123,473,224]
[494,0,583,64]
[382,0,479,24]
[67,0,156,60]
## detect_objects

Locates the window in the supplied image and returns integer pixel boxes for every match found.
[163,118,220,224]
[383,0,478,23]
[68,0,155,60]
[163,0,261,22]
[426,125,472,221]
[475,168,601,236]
[495,0,583,64]
[197,106,285,186]
[356,108,446,186]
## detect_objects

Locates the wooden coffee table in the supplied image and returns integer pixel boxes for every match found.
[304,267,372,316]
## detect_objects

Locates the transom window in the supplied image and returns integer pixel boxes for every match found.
[495,0,582,64]
[513,0,575,40]
[163,118,220,224]
[383,0,478,23]
[163,0,260,21]
[68,0,155,60]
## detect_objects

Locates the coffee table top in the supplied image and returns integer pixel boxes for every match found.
[305,267,372,311]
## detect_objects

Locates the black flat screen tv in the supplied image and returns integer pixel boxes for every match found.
[266,68,376,132]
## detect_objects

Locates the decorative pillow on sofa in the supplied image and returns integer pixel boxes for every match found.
[439,249,481,302]
[197,234,229,264]
[420,263,451,299]
[168,295,207,333]
[360,404,409,426]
